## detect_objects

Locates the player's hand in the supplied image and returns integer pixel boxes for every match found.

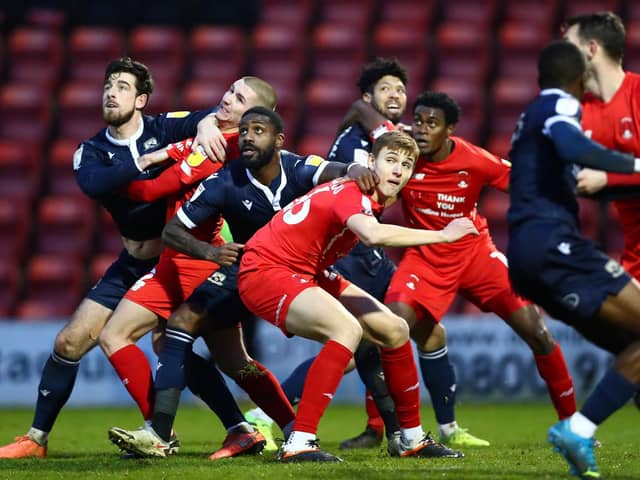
[192,116,227,163]
[348,164,379,193]
[208,242,244,267]
[395,123,412,134]
[441,217,479,243]
[137,148,171,169]
[577,168,607,195]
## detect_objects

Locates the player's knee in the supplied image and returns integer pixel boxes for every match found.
[97,325,123,356]
[381,315,410,348]
[53,328,89,361]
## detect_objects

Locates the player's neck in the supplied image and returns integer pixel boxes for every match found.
[218,119,239,133]
[424,138,453,163]
[371,189,397,208]
[250,151,281,185]
[588,62,625,102]
[107,113,143,140]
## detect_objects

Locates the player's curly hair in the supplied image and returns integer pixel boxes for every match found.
[565,11,625,64]
[413,91,461,126]
[241,106,284,133]
[357,57,408,94]
[104,57,154,102]
[538,41,586,90]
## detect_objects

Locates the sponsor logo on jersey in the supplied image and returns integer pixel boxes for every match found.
[305,155,324,167]
[108,151,115,159]
[207,271,227,286]
[186,149,207,167]
[166,111,191,118]
[604,259,625,278]
[557,242,571,255]
[242,199,253,210]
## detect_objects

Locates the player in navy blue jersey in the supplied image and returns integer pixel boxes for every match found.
[106,106,381,459]
[508,41,640,479]
[0,57,235,459]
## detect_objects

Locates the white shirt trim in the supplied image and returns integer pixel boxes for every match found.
[177,207,197,229]
[542,115,582,137]
[105,118,145,170]
[246,153,288,211]
[312,160,329,186]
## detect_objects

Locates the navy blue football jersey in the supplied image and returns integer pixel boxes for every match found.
[327,124,372,166]
[508,89,584,229]
[177,151,328,243]
[74,110,211,240]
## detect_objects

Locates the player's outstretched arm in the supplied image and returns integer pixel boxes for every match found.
[346,214,478,248]
[319,162,379,192]
[162,215,243,266]
[190,115,227,163]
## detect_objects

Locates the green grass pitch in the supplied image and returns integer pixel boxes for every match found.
[0,403,638,480]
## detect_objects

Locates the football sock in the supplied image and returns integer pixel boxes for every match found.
[418,346,456,424]
[380,341,421,429]
[534,343,576,419]
[294,340,353,434]
[109,344,155,420]
[187,352,245,430]
[580,367,638,426]
[31,351,79,436]
[401,425,425,447]
[354,340,398,436]
[569,412,597,439]
[233,360,295,429]
[365,392,385,436]
[151,388,181,442]
[281,356,314,405]
[155,328,194,391]
[284,431,316,452]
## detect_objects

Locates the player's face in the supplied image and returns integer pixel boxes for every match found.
[102,72,146,127]
[239,114,283,169]
[367,75,407,122]
[370,146,415,199]
[216,79,260,127]
[412,106,452,157]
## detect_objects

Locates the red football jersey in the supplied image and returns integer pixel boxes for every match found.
[400,135,510,259]
[245,179,383,275]
[582,72,640,268]
[124,131,240,256]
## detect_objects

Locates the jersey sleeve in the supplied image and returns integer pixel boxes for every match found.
[152,109,214,144]
[479,147,511,191]
[74,142,141,198]
[293,154,330,188]
[333,183,376,225]
[176,173,224,229]
[327,128,371,166]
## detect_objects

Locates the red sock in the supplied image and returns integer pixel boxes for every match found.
[233,360,295,429]
[535,343,576,420]
[365,390,384,435]
[294,340,353,434]
[109,344,155,420]
[380,341,421,429]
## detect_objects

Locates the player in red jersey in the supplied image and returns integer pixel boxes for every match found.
[239,130,477,462]
[382,92,577,445]
[564,11,640,412]
[97,77,287,458]
[564,13,640,276]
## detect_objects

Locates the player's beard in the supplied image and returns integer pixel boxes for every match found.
[103,105,136,127]
[372,98,402,123]
[243,144,276,170]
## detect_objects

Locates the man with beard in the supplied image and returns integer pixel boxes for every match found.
[0,57,227,458]
[98,83,302,460]
[106,107,382,458]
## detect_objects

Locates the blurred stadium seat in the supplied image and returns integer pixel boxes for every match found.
[0,141,43,202]
[68,27,126,82]
[0,260,20,316]
[0,83,52,143]
[48,139,83,196]
[57,82,105,143]
[188,26,246,83]
[0,197,31,263]
[7,27,64,90]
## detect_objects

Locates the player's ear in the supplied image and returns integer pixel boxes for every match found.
[135,93,149,110]
[275,132,285,148]
[368,152,375,169]
[362,92,372,103]
[446,124,455,137]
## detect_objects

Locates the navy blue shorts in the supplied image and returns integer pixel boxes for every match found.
[508,221,630,322]
[332,244,396,302]
[86,249,158,310]
[187,263,252,329]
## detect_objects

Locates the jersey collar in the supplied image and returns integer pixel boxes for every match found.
[540,88,574,99]
[245,152,288,211]
[105,117,144,159]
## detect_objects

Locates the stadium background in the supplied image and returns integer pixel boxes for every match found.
[0,0,634,406]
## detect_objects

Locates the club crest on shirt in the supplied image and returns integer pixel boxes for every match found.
[457,170,469,188]
[621,116,634,140]
[144,137,158,150]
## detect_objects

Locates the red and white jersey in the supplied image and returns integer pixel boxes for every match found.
[245,179,383,275]
[124,131,240,258]
[400,135,510,258]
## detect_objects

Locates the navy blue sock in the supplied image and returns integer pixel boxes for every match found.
[155,328,194,391]
[418,346,456,425]
[186,352,245,430]
[281,356,314,405]
[32,352,80,432]
[581,368,638,425]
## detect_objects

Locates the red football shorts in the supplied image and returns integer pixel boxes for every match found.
[385,234,530,322]
[124,252,220,320]
[239,253,350,336]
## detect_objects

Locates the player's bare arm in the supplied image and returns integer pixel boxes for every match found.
[136,148,171,170]
[346,214,478,247]
[162,215,243,265]
[191,115,227,163]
